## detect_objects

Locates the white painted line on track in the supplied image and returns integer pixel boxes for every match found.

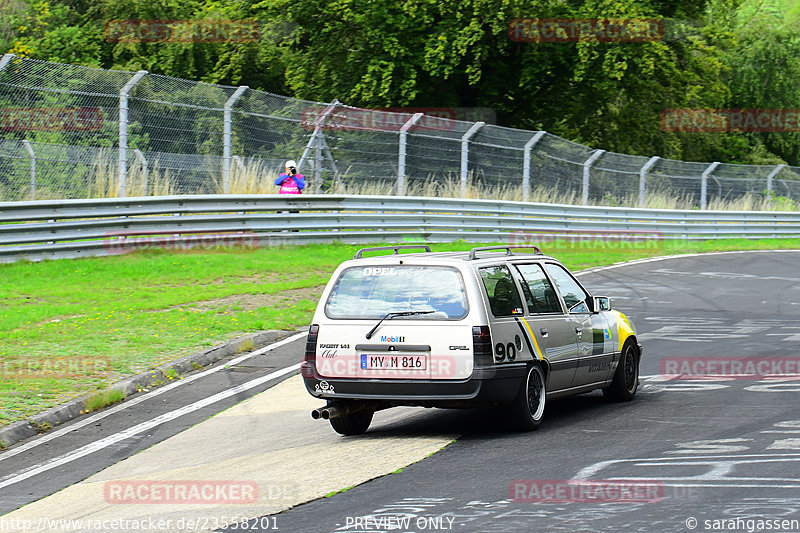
[575,249,800,277]
[0,332,306,464]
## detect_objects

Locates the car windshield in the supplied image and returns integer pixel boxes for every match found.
[325,265,468,319]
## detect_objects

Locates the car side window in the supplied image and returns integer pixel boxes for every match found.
[479,266,524,317]
[543,263,589,312]
[513,263,563,314]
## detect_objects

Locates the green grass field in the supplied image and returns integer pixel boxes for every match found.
[2,238,799,429]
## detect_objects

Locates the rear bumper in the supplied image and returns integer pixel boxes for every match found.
[303,363,527,405]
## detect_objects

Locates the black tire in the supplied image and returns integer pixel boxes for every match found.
[603,339,639,402]
[329,409,374,436]
[509,364,546,431]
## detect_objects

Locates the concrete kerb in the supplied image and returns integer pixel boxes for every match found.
[0,329,299,450]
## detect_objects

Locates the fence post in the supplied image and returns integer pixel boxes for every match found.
[582,149,604,206]
[398,112,424,196]
[223,85,248,194]
[0,54,13,73]
[523,131,546,202]
[133,149,147,195]
[118,70,147,198]
[298,100,339,192]
[638,156,660,208]
[700,161,720,210]
[314,136,323,191]
[460,121,485,198]
[766,164,784,199]
[22,140,35,200]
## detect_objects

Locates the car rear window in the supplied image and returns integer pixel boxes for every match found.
[325,265,468,319]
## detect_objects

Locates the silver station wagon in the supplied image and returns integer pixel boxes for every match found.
[302,245,642,435]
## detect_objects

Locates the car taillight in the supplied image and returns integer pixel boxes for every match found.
[301,324,319,378]
[472,325,493,367]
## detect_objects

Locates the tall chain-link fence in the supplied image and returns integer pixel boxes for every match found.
[2,54,800,207]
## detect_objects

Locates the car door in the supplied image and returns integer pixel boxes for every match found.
[543,263,615,388]
[511,262,579,391]
[478,265,528,366]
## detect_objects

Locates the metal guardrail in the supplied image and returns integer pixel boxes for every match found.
[1,194,799,263]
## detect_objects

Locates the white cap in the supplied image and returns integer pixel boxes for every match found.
[285,160,297,168]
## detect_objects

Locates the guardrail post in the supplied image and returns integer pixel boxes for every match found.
[118,70,147,198]
[460,121,485,198]
[638,156,660,208]
[22,140,35,200]
[582,149,605,206]
[398,112,424,196]
[766,164,784,199]
[0,54,13,73]
[133,149,147,195]
[223,86,248,194]
[700,161,720,210]
[523,131,546,202]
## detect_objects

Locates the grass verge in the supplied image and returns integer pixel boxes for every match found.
[1,238,799,427]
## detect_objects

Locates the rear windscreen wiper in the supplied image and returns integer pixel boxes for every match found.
[365,311,434,339]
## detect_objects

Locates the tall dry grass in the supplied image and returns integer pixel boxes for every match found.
[329,174,797,211]
[83,155,796,212]
[89,151,173,198]
[215,159,280,194]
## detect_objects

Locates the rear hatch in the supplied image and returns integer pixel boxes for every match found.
[316,264,473,380]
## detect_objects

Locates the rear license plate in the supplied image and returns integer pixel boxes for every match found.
[360,354,427,370]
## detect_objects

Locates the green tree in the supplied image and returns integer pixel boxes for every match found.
[724,13,800,165]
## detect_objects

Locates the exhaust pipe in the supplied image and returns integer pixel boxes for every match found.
[320,403,349,420]
[311,402,377,420]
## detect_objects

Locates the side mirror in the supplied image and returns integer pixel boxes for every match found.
[593,296,611,312]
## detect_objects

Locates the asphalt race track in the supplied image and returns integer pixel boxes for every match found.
[260,250,800,533]
[2,250,800,533]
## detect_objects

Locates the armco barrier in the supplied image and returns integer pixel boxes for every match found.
[1,194,799,263]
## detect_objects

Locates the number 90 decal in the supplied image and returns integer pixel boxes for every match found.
[495,342,517,362]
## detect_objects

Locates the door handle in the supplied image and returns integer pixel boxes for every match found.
[575,327,582,338]
[540,328,549,337]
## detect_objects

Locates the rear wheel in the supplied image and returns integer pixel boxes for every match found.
[509,364,546,431]
[329,409,374,436]
[603,339,639,402]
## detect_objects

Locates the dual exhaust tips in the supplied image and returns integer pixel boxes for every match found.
[311,402,376,420]
[311,404,346,420]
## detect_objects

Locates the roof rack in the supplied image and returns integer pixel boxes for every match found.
[467,245,543,261]
[353,245,432,259]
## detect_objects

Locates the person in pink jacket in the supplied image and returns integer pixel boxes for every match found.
[275,160,306,194]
